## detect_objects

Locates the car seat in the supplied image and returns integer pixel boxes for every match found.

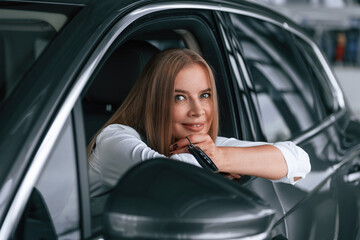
[83,40,160,144]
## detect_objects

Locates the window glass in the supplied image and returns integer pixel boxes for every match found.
[0,6,69,106]
[13,117,80,240]
[217,20,256,140]
[229,14,321,141]
[294,36,338,115]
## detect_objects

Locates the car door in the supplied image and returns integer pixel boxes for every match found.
[75,2,287,238]
[7,103,90,240]
[216,10,342,240]
[0,2,94,239]
[293,32,360,239]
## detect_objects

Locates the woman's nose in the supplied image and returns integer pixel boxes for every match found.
[189,100,205,117]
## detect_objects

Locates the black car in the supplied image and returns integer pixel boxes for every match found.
[1,0,360,239]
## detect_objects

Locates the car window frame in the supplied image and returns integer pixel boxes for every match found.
[214,11,267,141]
[72,100,92,238]
[82,8,241,140]
[292,34,340,116]
[226,15,325,140]
[77,4,256,237]
[283,24,347,143]
[215,9,346,144]
[1,108,87,239]
[283,30,325,121]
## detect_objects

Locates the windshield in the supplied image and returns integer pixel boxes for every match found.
[0,3,77,107]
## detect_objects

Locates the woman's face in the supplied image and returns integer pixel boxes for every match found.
[172,64,214,141]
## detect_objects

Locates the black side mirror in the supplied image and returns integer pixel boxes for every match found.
[103,158,275,239]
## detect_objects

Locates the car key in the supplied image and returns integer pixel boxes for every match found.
[186,137,218,172]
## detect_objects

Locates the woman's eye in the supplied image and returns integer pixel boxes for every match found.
[201,93,211,99]
[175,95,185,101]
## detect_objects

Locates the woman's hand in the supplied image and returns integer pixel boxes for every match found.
[221,173,242,180]
[169,133,218,160]
[169,134,242,179]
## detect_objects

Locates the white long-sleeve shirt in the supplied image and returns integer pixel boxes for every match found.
[88,124,310,198]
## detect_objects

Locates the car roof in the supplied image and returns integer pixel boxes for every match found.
[21,0,90,4]
[13,0,297,25]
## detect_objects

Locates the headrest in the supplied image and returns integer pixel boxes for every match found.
[85,41,160,104]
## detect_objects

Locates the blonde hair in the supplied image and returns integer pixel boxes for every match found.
[87,48,219,156]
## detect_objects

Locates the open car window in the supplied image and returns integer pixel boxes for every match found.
[80,10,241,234]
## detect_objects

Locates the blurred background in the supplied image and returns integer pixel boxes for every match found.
[255,0,360,118]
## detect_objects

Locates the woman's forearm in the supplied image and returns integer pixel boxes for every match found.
[216,145,288,180]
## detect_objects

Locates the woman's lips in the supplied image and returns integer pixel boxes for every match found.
[182,123,205,132]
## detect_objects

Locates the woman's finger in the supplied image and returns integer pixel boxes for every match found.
[169,133,211,151]
[186,133,212,145]
[219,173,242,180]
[229,173,242,179]
[169,138,189,151]
[169,145,188,155]
[169,134,219,164]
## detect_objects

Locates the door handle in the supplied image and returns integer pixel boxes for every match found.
[344,164,360,183]
[344,172,360,183]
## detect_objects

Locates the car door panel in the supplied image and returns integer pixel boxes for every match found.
[243,178,288,238]
[332,119,360,239]
[217,9,340,240]
[335,157,360,239]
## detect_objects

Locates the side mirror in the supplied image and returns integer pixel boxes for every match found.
[103,158,275,239]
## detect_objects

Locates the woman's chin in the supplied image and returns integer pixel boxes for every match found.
[174,129,209,140]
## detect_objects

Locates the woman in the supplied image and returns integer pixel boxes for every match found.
[88,48,311,200]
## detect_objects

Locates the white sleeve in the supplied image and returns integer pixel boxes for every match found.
[89,124,201,191]
[216,137,311,184]
[170,153,201,167]
[272,141,311,184]
[89,124,165,189]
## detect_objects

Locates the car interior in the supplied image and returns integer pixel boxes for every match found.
[82,26,237,146]
[82,30,195,143]
[82,39,161,144]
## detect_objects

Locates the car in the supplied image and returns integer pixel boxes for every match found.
[1,0,360,239]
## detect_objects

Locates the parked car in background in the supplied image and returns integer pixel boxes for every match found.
[1,0,360,239]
